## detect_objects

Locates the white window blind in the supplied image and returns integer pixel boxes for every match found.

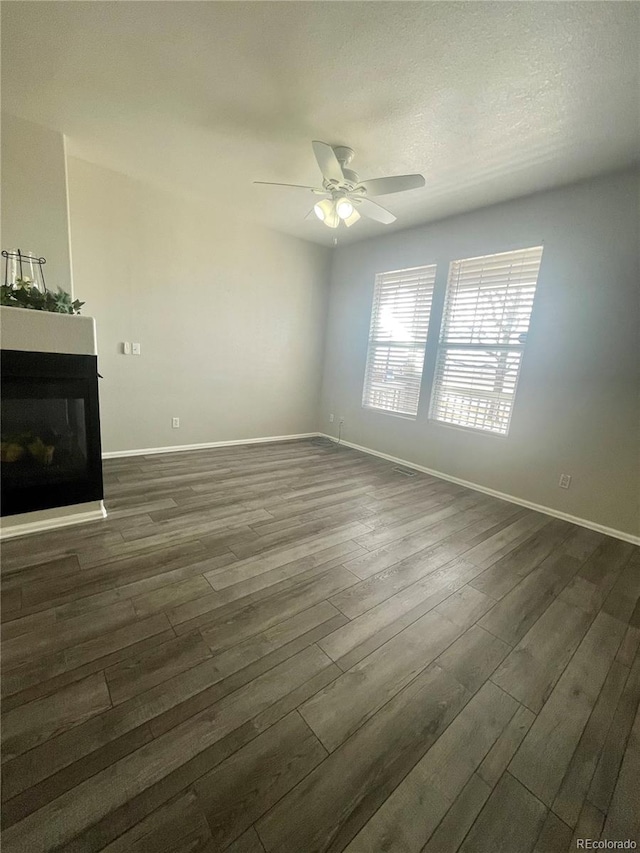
[362,265,436,418]
[429,246,543,435]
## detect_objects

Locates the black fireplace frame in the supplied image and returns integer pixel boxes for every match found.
[1,349,104,516]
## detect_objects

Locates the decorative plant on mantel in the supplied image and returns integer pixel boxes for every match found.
[0,278,85,314]
[1,250,85,314]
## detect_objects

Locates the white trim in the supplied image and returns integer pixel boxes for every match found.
[319,434,640,546]
[62,132,75,299]
[0,503,107,541]
[102,433,319,459]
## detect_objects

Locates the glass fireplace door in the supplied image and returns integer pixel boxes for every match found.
[1,351,103,516]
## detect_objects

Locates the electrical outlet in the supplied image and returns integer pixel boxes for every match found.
[559,473,571,489]
[329,414,334,423]
[132,342,141,356]
[339,416,345,425]
[122,342,131,355]
[172,417,180,429]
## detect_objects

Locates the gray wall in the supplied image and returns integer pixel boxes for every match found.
[320,169,640,538]
[67,157,331,453]
[1,113,73,294]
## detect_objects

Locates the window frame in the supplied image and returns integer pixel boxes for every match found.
[361,263,437,420]
[428,246,544,437]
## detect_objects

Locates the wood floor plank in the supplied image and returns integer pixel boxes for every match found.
[587,652,640,814]
[617,625,640,667]
[225,827,266,853]
[48,553,235,621]
[299,610,465,751]
[509,612,626,805]
[1,672,112,762]
[552,659,629,827]
[167,540,365,629]
[421,773,492,853]
[433,584,494,627]
[559,538,636,617]
[330,553,482,621]
[1,608,57,641]
[2,601,138,669]
[477,703,536,788]
[343,507,492,581]
[194,567,357,653]
[23,541,209,608]
[468,519,573,598]
[602,552,640,625]
[131,575,214,618]
[491,598,593,712]
[318,560,483,669]
[88,790,212,853]
[461,512,556,572]
[457,772,547,853]
[64,613,173,670]
[1,626,176,712]
[1,725,155,829]
[601,702,640,844]
[1,554,81,596]
[477,548,584,647]
[202,602,346,679]
[570,802,606,849]
[194,711,326,850]
[105,632,213,705]
[342,682,519,853]
[435,624,511,695]
[206,522,372,589]
[531,811,573,853]
[255,662,470,853]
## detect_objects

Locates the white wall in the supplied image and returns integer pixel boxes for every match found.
[0,113,73,294]
[320,169,640,539]
[67,157,331,453]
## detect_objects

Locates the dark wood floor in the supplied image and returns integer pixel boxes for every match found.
[1,439,638,853]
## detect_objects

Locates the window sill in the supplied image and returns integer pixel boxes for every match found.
[427,418,510,439]
[362,405,417,422]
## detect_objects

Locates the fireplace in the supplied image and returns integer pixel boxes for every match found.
[1,349,104,517]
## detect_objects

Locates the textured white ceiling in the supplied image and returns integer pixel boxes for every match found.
[2,2,639,247]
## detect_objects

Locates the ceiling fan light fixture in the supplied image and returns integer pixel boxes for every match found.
[314,199,339,228]
[335,197,354,219]
[313,200,329,221]
[343,208,361,228]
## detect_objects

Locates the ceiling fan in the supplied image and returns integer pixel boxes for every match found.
[254,141,425,229]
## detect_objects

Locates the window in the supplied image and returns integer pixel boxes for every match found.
[362,265,436,418]
[429,246,543,435]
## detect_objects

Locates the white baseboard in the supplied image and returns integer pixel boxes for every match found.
[0,502,107,540]
[319,434,640,546]
[102,433,319,459]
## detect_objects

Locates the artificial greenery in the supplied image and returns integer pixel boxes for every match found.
[0,277,84,314]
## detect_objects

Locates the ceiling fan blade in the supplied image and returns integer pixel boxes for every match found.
[254,181,324,193]
[358,174,425,197]
[311,141,344,183]
[355,197,397,224]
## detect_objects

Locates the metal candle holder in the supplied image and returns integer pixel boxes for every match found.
[2,249,48,292]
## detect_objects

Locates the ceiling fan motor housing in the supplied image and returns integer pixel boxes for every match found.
[332,146,355,167]
[321,147,359,192]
